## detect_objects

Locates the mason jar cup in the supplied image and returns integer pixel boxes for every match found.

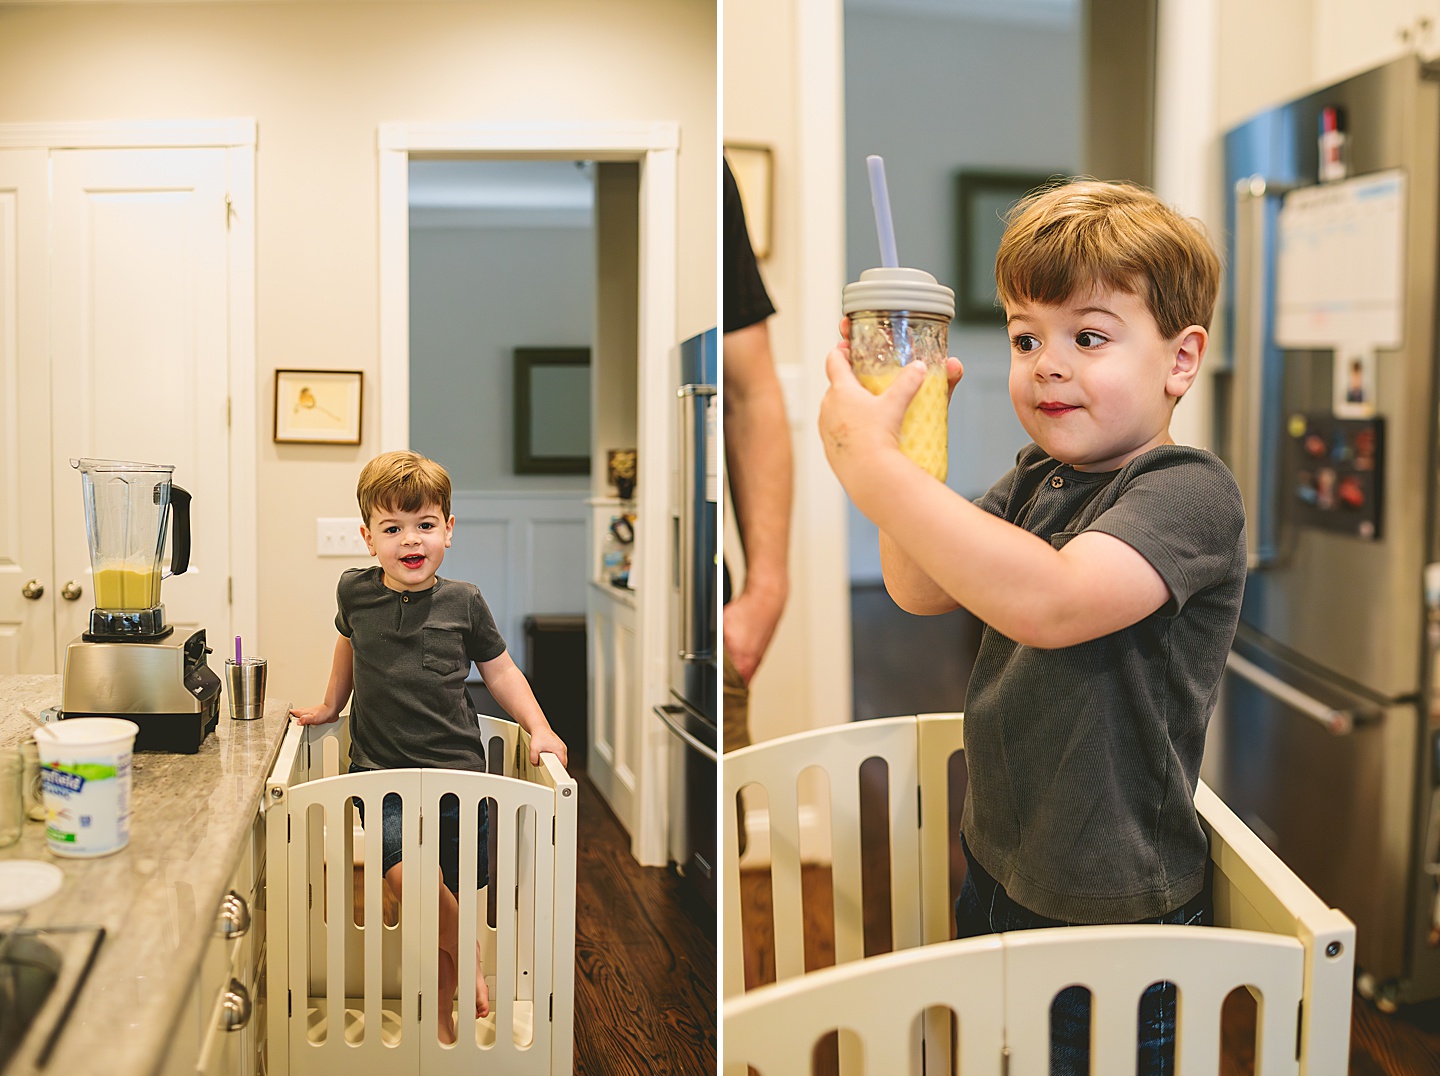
[842,267,955,482]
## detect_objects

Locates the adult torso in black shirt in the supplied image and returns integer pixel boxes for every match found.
[723,157,776,334]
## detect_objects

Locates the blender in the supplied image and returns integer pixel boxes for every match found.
[59,459,222,753]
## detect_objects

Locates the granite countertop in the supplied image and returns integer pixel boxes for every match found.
[0,674,291,1076]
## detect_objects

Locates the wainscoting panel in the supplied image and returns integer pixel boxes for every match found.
[447,491,589,671]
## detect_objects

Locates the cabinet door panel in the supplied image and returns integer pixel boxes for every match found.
[1314,0,1414,83]
[49,148,232,658]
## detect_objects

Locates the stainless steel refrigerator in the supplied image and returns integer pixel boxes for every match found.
[655,328,718,913]
[1214,54,1440,1008]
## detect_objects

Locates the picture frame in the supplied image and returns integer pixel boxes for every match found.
[955,170,1065,323]
[514,347,592,475]
[1333,343,1377,419]
[725,143,773,260]
[606,448,637,499]
[273,369,363,444]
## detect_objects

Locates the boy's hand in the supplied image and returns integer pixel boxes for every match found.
[819,347,926,484]
[527,726,568,769]
[289,704,340,726]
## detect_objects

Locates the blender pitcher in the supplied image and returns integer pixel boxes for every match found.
[72,458,191,640]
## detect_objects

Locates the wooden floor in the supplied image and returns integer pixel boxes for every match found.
[466,683,716,1071]
[571,767,716,1074]
[825,583,1440,1074]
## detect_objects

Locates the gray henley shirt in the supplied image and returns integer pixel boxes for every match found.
[961,443,1246,924]
[336,566,507,772]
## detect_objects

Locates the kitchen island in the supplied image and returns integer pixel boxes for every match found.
[0,674,290,1076]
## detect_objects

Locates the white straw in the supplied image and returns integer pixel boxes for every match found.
[866,155,900,268]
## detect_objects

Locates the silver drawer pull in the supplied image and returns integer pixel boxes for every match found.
[216,890,250,938]
[220,978,251,1031]
[1225,651,1356,735]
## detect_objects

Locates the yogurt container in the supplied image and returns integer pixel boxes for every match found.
[36,717,139,857]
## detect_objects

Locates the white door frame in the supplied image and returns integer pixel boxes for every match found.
[377,121,680,865]
[0,119,259,652]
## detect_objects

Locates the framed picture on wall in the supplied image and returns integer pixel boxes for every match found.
[955,171,1065,323]
[725,142,773,259]
[273,369,364,444]
[514,347,591,475]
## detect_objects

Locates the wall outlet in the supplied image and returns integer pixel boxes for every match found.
[317,517,369,557]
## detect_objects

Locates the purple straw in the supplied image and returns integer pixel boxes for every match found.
[235,636,242,664]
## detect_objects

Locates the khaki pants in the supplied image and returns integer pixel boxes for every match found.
[722,651,750,754]
[723,651,749,856]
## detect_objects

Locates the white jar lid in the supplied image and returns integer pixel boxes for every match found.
[843,267,955,319]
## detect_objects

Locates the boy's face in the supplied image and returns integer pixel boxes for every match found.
[360,503,454,592]
[1005,287,1204,472]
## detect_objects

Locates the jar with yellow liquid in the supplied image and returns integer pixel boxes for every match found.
[842,267,955,481]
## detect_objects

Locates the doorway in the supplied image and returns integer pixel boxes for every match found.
[407,158,594,670]
[375,122,678,866]
[840,0,1085,716]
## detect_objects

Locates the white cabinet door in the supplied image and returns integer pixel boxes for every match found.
[1313,0,1440,85]
[587,584,638,833]
[49,148,232,660]
[0,149,54,673]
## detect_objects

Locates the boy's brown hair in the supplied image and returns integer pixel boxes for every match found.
[356,451,451,525]
[994,179,1221,338]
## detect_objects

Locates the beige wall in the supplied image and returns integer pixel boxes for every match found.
[0,0,716,706]
[724,0,852,740]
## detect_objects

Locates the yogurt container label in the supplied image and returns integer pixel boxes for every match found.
[35,718,137,858]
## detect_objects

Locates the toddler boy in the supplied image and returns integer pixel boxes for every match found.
[291,450,568,1044]
[818,180,1245,1073]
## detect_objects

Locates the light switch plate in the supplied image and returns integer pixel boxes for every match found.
[317,517,368,557]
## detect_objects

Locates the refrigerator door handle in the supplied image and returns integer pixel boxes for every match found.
[1232,175,1282,568]
[677,384,717,663]
[653,704,719,762]
[1225,650,1366,734]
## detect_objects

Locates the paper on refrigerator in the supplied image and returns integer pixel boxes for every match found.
[1275,169,1406,350]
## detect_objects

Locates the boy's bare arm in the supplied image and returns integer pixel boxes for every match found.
[820,352,1169,649]
[879,531,961,614]
[290,635,354,725]
[476,650,569,767]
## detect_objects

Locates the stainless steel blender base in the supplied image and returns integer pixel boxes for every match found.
[60,628,223,753]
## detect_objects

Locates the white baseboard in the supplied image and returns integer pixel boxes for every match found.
[736,804,834,871]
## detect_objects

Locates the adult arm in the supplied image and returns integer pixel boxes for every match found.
[722,318,793,683]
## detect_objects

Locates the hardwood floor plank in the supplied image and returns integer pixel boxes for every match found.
[573,769,716,1074]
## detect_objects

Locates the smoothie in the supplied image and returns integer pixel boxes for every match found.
[856,364,949,481]
[93,566,161,609]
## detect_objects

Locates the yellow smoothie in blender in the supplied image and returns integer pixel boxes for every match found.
[855,364,949,481]
[94,565,162,609]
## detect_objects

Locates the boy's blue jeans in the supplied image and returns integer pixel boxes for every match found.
[954,835,1208,1076]
[348,762,490,895]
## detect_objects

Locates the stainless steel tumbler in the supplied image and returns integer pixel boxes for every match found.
[224,657,268,721]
